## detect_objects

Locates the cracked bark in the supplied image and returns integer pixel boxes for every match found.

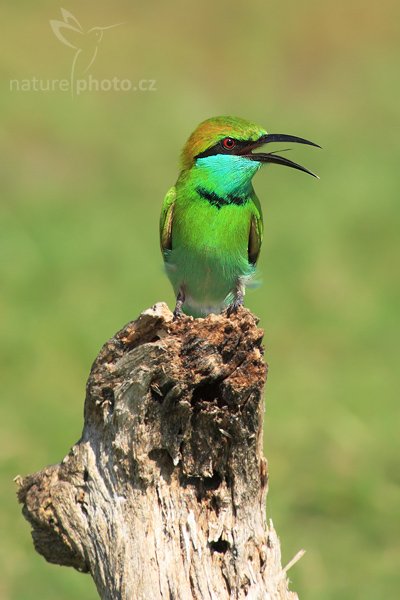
[17,303,300,600]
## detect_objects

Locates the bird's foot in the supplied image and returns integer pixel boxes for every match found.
[226,298,244,317]
[226,284,244,317]
[173,289,185,320]
[173,306,184,320]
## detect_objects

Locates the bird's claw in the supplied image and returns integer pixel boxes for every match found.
[226,300,243,317]
[173,288,185,320]
[173,307,184,320]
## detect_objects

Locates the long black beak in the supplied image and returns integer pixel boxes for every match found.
[244,133,320,178]
[259,133,321,148]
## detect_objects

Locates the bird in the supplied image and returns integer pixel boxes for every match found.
[159,116,319,318]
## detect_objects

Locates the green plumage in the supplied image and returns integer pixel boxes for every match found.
[161,183,262,316]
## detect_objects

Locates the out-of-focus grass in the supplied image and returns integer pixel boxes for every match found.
[1,1,399,599]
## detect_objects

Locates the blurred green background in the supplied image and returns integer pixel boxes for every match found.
[1,1,399,598]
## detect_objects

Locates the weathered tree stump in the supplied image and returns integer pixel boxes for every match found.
[17,303,300,599]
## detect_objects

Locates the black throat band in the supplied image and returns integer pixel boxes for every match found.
[196,187,248,210]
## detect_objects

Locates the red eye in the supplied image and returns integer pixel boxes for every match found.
[222,137,236,150]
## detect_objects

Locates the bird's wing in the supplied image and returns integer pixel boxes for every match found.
[248,212,263,265]
[160,186,176,254]
[49,20,82,49]
[60,9,83,30]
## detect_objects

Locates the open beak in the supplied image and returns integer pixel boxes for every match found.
[243,133,321,178]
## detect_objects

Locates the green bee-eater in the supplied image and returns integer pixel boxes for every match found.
[160,116,319,317]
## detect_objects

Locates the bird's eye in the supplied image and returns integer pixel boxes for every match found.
[222,137,236,150]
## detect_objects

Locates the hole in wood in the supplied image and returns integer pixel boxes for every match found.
[210,537,230,554]
[191,381,221,409]
[180,470,223,500]
[203,471,222,491]
[101,387,115,413]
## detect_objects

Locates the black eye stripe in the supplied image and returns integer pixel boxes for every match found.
[195,138,250,159]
